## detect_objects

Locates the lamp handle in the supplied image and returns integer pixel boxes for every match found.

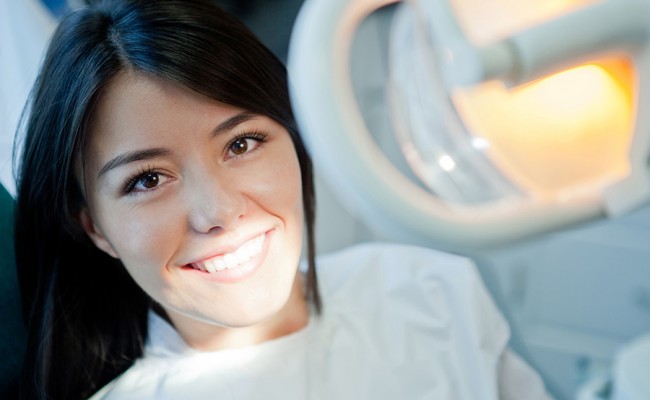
[431,0,650,87]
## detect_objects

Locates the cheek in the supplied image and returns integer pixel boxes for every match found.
[254,151,304,223]
[101,202,183,278]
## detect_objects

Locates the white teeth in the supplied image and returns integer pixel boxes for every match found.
[234,249,250,264]
[213,258,226,271]
[223,253,237,269]
[191,233,265,273]
[204,260,216,273]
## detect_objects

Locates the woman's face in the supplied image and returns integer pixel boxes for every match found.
[80,71,306,346]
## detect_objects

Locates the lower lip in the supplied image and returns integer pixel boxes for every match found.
[181,230,273,283]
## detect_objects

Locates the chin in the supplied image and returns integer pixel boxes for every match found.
[199,288,293,329]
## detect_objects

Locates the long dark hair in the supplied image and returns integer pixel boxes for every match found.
[14,1,319,399]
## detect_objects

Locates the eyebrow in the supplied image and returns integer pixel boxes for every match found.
[212,112,257,137]
[98,148,170,178]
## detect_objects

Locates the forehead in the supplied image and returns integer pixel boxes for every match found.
[86,71,241,161]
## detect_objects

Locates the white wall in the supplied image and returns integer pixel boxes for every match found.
[0,0,54,196]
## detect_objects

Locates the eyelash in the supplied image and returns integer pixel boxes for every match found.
[122,130,269,195]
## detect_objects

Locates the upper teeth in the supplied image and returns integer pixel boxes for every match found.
[192,233,265,273]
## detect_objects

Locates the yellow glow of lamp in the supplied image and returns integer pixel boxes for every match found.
[454,60,633,199]
[289,0,650,250]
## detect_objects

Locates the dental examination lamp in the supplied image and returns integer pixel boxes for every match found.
[288,0,650,398]
[289,0,650,249]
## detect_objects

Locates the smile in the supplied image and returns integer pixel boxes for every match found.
[189,233,266,273]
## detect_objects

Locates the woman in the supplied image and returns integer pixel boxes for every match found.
[14,0,551,399]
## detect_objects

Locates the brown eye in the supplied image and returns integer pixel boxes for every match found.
[124,169,172,195]
[140,173,159,189]
[225,132,267,159]
[230,138,249,155]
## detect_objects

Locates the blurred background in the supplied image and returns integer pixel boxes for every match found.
[2,1,650,399]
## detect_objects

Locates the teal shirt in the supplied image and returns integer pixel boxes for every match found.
[0,184,25,394]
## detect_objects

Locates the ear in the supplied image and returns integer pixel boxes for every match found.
[78,208,119,259]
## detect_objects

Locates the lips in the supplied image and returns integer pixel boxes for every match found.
[189,233,266,273]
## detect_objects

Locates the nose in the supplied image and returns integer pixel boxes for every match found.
[186,169,247,234]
